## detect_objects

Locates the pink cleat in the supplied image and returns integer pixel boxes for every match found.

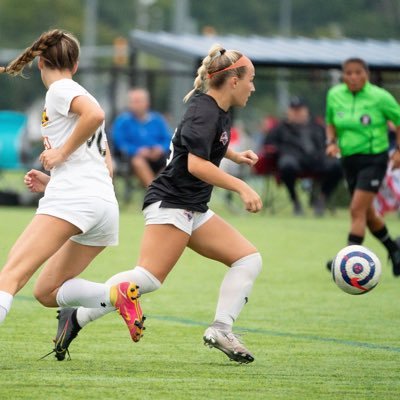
[110,282,145,342]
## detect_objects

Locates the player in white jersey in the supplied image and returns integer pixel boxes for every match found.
[0,29,144,359]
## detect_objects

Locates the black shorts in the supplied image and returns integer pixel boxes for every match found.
[341,152,388,194]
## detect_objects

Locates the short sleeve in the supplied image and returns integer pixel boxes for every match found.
[180,101,219,160]
[48,81,88,117]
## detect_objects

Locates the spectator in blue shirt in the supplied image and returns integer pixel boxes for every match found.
[112,87,172,187]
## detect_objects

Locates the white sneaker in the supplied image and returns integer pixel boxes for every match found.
[203,326,254,363]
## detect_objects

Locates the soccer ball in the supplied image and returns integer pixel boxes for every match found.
[332,245,382,295]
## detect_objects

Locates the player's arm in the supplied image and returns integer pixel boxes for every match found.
[24,169,50,193]
[325,124,340,157]
[188,153,262,213]
[225,147,259,166]
[40,96,105,170]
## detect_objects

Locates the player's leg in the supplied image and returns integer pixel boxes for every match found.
[33,198,124,311]
[361,155,400,276]
[326,158,361,271]
[96,223,189,339]
[0,215,80,323]
[34,240,105,361]
[39,238,153,360]
[77,222,189,323]
[49,220,190,360]
[188,213,262,363]
[70,208,189,325]
[33,240,106,307]
[348,189,375,240]
[366,205,400,276]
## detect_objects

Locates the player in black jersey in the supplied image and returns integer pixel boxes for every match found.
[52,44,263,364]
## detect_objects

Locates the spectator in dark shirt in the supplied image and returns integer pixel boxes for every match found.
[112,88,171,187]
[264,96,342,215]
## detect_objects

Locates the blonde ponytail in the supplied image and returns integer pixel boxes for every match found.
[183,43,245,103]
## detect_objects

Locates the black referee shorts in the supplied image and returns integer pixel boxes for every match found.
[341,151,388,194]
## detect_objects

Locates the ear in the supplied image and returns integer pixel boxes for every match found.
[231,76,239,88]
[71,62,79,75]
[38,57,44,70]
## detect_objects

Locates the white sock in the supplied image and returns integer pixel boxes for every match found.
[76,266,161,327]
[56,278,112,308]
[0,291,13,324]
[213,253,262,328]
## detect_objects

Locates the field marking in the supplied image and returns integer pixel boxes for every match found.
[15,296,400,354]
[152,314,400,354]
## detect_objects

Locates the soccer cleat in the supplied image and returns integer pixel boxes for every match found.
[388,238,400,277]
[40,308,81,361]
[110,282,145,342]
[326,259,333,271]
[203,326,254,364]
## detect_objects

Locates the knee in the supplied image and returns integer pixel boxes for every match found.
[252,252,263,276]
[232,252,263,279]
[33,282,53,307]
[349,204,365,221]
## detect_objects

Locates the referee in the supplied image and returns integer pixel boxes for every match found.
[325,57,400,276]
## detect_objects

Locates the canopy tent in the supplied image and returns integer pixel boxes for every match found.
[129,30,400,123]
[130,30,400,71]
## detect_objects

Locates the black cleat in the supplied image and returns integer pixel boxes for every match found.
[326,259,333,271]
[40,308,81,361]
[388,237,400,277]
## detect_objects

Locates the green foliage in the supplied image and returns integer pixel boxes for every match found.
[0,0,399,49]
[1,0,400,120]
[0,204,399,399]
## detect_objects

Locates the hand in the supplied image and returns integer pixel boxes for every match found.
[149,146,164,160]
[326,143,340,158]
[238,183,263,213]
[235,150,259,166]
[390,149,400,169]
[137,147,152,158]
[39,148,67,171]
[24,169,50,193]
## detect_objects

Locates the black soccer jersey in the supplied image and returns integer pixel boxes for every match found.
[143,93,232,212]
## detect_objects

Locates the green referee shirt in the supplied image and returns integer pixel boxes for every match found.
[325,82,400,156]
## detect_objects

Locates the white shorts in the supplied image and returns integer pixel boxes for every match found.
[36,196,119,246]
[143,201,214,235]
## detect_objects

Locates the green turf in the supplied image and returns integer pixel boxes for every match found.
[0,198,399,400]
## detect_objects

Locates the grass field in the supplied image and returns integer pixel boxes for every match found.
[0,193,399,400]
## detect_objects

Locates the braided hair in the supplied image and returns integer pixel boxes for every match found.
[0,29,80,77]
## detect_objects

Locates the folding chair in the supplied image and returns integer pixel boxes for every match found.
[253,144,322,214]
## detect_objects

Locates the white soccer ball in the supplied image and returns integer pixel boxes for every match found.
[332,245,382,295]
